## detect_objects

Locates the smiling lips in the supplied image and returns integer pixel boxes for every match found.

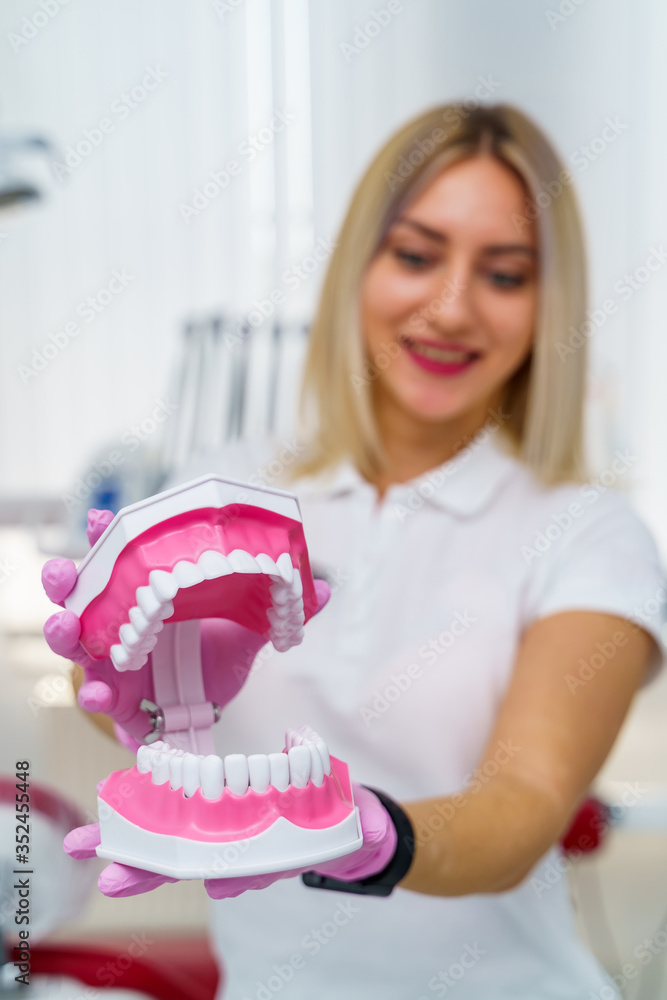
[398,335,481,375]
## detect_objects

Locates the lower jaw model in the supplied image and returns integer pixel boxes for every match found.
[64,474,362,879]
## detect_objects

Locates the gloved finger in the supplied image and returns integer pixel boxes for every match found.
[78,676,114,713]
[353,785,394,844]
[87,508,114,546]
[63,823,101,859]
[204,873,279,899]
[43,610,97,671]
[98,862,179,897]
[42,558,77,606]
[313,578,331,614]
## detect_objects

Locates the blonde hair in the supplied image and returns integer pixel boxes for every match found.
[288,103,588,487]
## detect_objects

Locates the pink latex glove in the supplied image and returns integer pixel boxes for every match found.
[43,508,330,748]
[63,783,397,898]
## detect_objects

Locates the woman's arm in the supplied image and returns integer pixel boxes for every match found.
[399,609,657,896]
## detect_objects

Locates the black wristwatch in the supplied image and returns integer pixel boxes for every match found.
[301,786,415,897]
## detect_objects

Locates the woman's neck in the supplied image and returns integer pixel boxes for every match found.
[370,395,502,502]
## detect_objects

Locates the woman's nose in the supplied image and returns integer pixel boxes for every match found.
[408,266,474,336]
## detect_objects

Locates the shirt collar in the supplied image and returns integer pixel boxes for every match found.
[294,426,520,518]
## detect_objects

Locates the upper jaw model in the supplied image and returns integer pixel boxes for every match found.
[64,474,362,879]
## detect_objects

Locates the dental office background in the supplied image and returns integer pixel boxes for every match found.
[1,0,667,988]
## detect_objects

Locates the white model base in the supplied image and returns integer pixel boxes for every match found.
[96,800,363,879]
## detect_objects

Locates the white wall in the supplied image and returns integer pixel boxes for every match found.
[1,0,666,548]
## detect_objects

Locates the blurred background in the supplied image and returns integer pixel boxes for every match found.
[1,0,667,996]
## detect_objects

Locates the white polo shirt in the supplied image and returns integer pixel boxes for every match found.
[166,426,666,1000]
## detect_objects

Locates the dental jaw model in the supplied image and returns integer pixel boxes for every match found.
[63,475,362,880]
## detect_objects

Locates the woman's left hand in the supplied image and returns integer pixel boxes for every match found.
[63,784,397,898]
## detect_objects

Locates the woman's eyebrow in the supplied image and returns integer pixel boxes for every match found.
[481,245,537,258]
[393,217,536,257]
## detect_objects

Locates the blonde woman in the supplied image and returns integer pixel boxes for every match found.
[45,104,665,998]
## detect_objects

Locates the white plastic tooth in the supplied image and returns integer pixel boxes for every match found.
[290,569,303,599]
[248,754,271,793]
[151,751,170,785]
[288,745,311,788]
[308,744,324,786]
[136,585,164,621]
[266,607,289,628]
[201,755,225,799]
[276,552,294,584]
[255,552,277,575]
[169,754,184,790]
[182,754,200,797]
[228,549,260,574]
[284,728,303,749]
[110,644,131,671]
[197,550,232,579]
[271,634,292,654]
[224,754,249,795]
[293,604,305,626]
[136,745,152,773]
[158,601,174,621]
[128,605,151,636]
[297,728,330,775]
[149,569,179,603]
[268,752,290,792]
[135,634,158,655]
[315,739,331,776]
[269,583,291,606]
[119,622,141,652]
[173,560,204,588]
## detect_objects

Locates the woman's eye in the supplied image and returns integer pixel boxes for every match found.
[394,249,431,269]
[488,272,527,289]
